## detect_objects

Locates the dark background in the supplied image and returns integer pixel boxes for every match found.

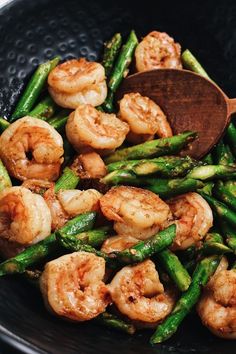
[0,0,236,353]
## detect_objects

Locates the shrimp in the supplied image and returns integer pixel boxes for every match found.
[57,189,102,217]
[100,186,172,240]
[43,185,69,230]
[108,260,175,324]
[197,259,236,339]
[48,58,107,108]
[70,151,107,179]
[65,105,129,153]
[135,31,182,72]
[101,234,139,253]
[40,252,110,321]
[0,186,51,245]
[0,117,64,181]
[167,192,213,250]
[119,93,172,143]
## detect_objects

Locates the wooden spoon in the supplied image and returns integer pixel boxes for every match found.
[117,69,236,159]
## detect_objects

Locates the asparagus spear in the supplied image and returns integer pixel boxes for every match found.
[197,181,214,196]
[102,33,122,77]
[0,159,12,192]
[104,131,197,164]
[187,164,236,180]
[103,30,138,112]
[58,224,176,268]
[213,180,236,212]
[156,249,191,291]
[202,153,213,164]
[220,221,236,252]
[11,57,60,121]
[74,227,110,248]
[199,191,236,229]
[54,167,80,193]
[106,156,200,176]
[0,212,96,276]
[200,232,232,255]
[0,117,10,133]
[150,255,220,344]
[181,49,211,81]
[95,312,135,334]
[48,115,68,131]
[146,178,204,199]
[225,122,236,157]
[29,95,57,119]
[212,140,234,165]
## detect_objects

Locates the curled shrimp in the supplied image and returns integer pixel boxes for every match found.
[100,186,172,240]
[119,93,172,143]
[57,189,102,217]
[135,31,182,72]
[197,258,236,339]
[71,151,107,179]
[167,192,213,250]
[40,252,110,321]
[43,185,69,230]
[48,59,107,108]
[108,260,175,324]
[65,105,129,153]
[0,186,51,245]
[101,234,139,253]
[0,117,64,181]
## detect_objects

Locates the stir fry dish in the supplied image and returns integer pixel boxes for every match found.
[0,30,236,345]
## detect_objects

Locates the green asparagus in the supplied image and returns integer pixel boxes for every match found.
[11,57,60,121]
[214,180,236,212]
[96,312,135,334]
[48,115,69,131]
[29,95,57,119]
[107,156,200,176]
[54,167,80,193]
[220,221,236,252]
[104,131,197,164]
[200,232,232,255]
[225,122,236,157]
[150,255,220,344]
[181,49,211,81]
[74,227,110,248]
[199,191,236,229]
[102,33,122,77]
[187,164,236,180]
[58,224,176,267]
[212,140,234,165]
[0,159,12,192]
[103,30,138,112]
[156,249,191,291]
[0,117,10,133]
[202,153,213,164]
[146,178,204,199]
[0,212,96,276]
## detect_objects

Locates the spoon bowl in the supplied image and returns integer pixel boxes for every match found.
[117,69,236,159]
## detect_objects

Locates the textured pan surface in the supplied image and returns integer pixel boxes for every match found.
[0,0,236,353]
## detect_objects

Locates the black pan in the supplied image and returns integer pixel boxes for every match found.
[0,0,236,353]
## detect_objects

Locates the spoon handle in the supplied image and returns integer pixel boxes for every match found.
[227,98,236,116]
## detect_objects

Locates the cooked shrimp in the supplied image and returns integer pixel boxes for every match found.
[43,185,69,230]
[49,81,107,109]
[71,151,107,179]
[197,259,236,339]
[119,93,172,143]
[0,186,51,245]
[40,252,110,321]
[0,117,64,181]
[100,186,172,240]
[167,192,213,250]
[22,179,52,194]
[48,58,107,108]
[57,189,102,217]
[65,105,129,153]
[135,31,182,72]
[101,234,139,253]
[108,260,175,324]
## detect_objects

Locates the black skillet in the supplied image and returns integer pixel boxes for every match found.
[0,0,236,353]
